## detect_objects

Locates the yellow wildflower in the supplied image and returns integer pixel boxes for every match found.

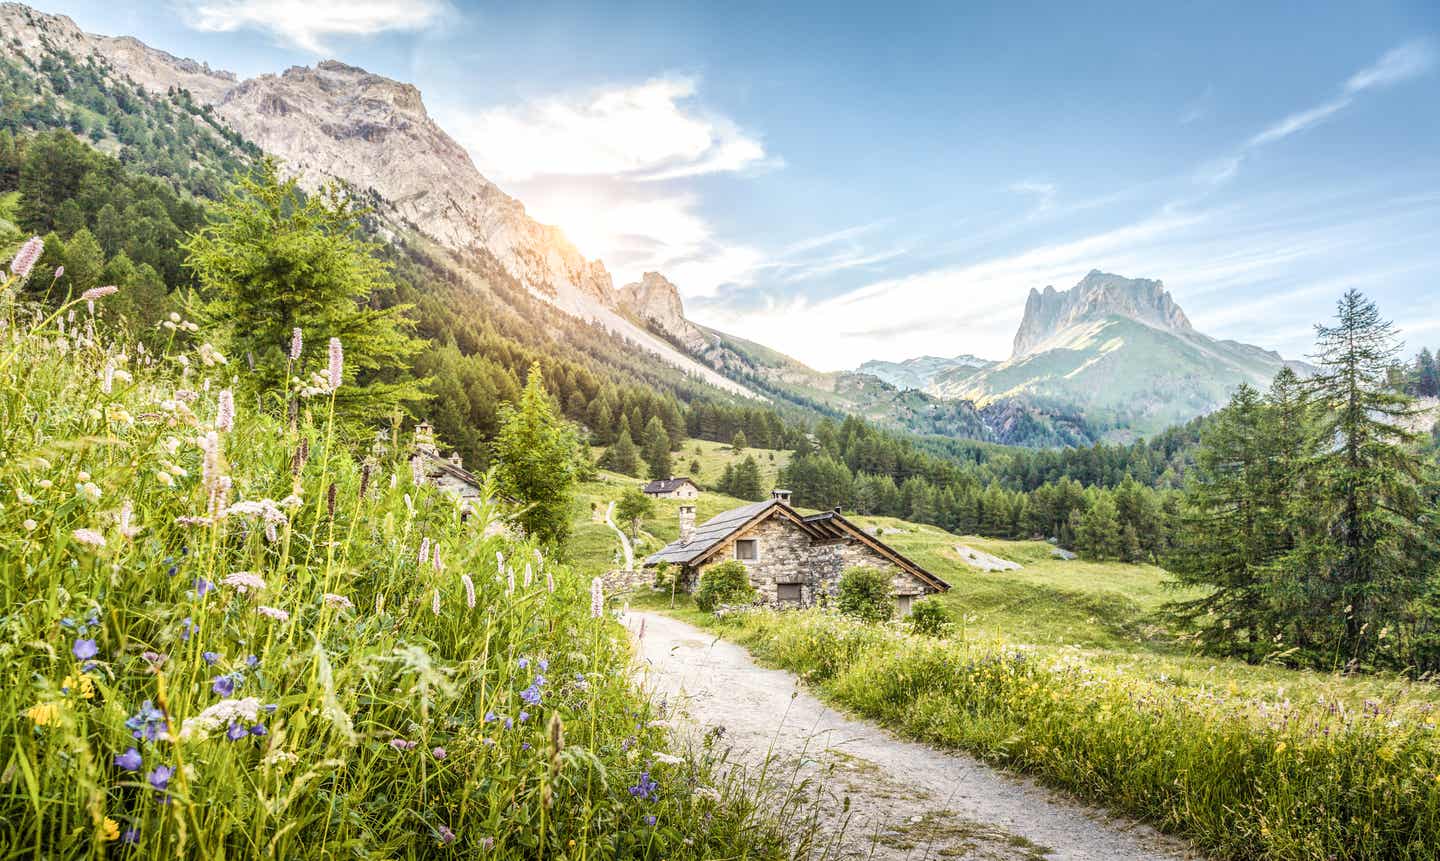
[62,673,95,699]
[101,818,119,842]
[26,702,61,726]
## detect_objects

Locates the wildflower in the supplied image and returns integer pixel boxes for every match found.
[518,710,530,723]
[117,499,140,539]
[197,342,227,367]
[323,593,354,610]
[202,651,222,666]
[250,723,267,736]
[9,235,42,279]
[73,528,106,549]
[26,702,60,726]
[147,764,172,792]
[628,771,658,800]
[176,696,266,741]
[432,746,447,760]
[289,327,302,360]
[590,577,605,619]
[538,658,549,672]
[121,828,139,845]
[484,711,497,723]
[221,571,267,593]
[438,825,456,845]
[216,389,235,432]
[644,815,657,827]
[389,738,417,751]
[195,578,214,597]
[126,701,167,741]
[546,570,555,593]
[256,606,289,622]
[503,717,513,730]
[226,723,248,742]
[432,543,442,571]
[506,566,514,595]
[61,673,96,699]
[419,536,430,565]
[524,563,532,588]
[78,482,102,504]
[431,589,441,616]
[211,674,241,697]
[461,574,476,609]
[72,638,98,661]
[327,337,343,389]
[81,284,118,302]
[179,618,196,642]
[518,657,530,670]
[651,752,683,765]
[102,363,114,394]
[245,654,259,668]
[521,685,542,707]
[22,518,36,531]
[54,265,64,278]
[102,818,120,842]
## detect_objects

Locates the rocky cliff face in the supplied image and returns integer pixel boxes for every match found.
[1012,270,1192,358]
[617,272,714,351]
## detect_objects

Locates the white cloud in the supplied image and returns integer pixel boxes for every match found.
[179,0,450,53]
[1009,180,1057,215]
[453,77,770,183]
[1202,38,1436,185]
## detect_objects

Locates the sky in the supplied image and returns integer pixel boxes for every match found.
[38,0,1440,370]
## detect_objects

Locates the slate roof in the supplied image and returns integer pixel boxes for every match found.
[642,477,699,494]
[645,499,776,565]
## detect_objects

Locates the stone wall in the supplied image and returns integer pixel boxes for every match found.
[688,514,929,608]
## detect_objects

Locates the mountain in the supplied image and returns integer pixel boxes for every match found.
[0,2,750,398]
[855,354,995,391]
[928,271,1305,437]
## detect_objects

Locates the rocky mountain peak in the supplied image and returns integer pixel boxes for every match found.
[1012,270,1193,358]
[618,273,714,352]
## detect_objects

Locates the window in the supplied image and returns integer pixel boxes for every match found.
[777,584,802,604]
[734,539,759,561]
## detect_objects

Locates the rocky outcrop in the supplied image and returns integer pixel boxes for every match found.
[855,353,994,390]
[1012,271,1192,358]
[617,272,714,352]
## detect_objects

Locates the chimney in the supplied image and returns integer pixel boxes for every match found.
[771,489,792,505]
[678,505,696,544]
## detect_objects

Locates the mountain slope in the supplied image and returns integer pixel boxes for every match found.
[0,2,751,398]
[856,354,995,390]
[930,271,1302,436]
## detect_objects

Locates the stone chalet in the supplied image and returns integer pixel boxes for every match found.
[408,422,485,500]
[644,490,948,614]
[641,476,700,499]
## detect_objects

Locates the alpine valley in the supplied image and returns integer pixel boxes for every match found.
[0,2,1301,449]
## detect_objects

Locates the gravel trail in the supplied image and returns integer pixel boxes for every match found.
[626,610,1200,861]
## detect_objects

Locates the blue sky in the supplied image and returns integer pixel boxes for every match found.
[40,1,1440,370]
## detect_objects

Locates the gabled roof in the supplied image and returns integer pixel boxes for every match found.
[643,499,949,592]
[642,476,700,494]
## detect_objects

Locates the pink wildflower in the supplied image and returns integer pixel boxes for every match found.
[431,589,441,616]
[432,543,442,571]
[590,577,605,619]
[216,389,235,432]
[323,593,354,610]
[418,536,430,565]
[256,606,289,622]
[9,236,42,279]
[81,285,118,302]
[327,338,343,389]
[73,528,106,549]
[461,574,476,609]
[289,327,302,361]
[221,571,267,593]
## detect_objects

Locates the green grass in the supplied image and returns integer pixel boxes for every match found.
[0,275,818,857]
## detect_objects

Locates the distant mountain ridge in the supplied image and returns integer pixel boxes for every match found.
[926,271,1307,437]
[855,354,995,390]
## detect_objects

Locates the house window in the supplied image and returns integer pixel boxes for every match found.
[896,595,914,617]
[734,539,759,561]
[777,584,802,605]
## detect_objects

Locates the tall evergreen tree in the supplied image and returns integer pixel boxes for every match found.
[599,422,640,476]
[495,363,579,547]
[641,415,672,480]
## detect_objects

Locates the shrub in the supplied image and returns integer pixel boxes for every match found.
[695,561,755,612]
[837,566,894,624]
[907,597,951,636]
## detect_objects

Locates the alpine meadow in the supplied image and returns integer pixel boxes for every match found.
[1,2,1438,860]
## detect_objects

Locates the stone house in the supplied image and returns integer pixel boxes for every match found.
[641,476,701,499]
[644,490,948,614]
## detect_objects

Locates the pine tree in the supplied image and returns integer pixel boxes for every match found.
[60,227,104,293]
[641,416,672,480]
[731,429,748,454]
[185,160,424,423]
[1417,348,1439,398]
[599,424,640,476]
[495,363,579,547]
[1305,290,1437,662]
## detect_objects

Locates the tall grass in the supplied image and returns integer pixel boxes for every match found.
[0,260,811,858]
[705,607,1440,861]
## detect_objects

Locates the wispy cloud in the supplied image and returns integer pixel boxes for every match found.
[1204,38,1437,185]
[178,0,451,53]
[452,77,772,183]
[1179,84,1214,125]
[1010,179,1057,215]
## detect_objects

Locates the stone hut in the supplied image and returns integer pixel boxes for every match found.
[641,476,701,499]
[644,490,948,614]
[409,421,485,500]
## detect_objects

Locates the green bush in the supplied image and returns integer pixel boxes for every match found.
[837,566,894,624]
[695,561,755,612]
[907,597,951,636]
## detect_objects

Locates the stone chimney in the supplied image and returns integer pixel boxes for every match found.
[678,505,696,544]
[771,489,792,505]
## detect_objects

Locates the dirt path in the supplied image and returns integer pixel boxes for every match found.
[626,610,1199,861]
[604,501,634,570]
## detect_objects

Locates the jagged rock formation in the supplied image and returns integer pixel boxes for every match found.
[928,271,1303,438]
[618,272,713,352]
[855,354,994,391]
[1012,271,1192,358]
[0,2,752,396]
